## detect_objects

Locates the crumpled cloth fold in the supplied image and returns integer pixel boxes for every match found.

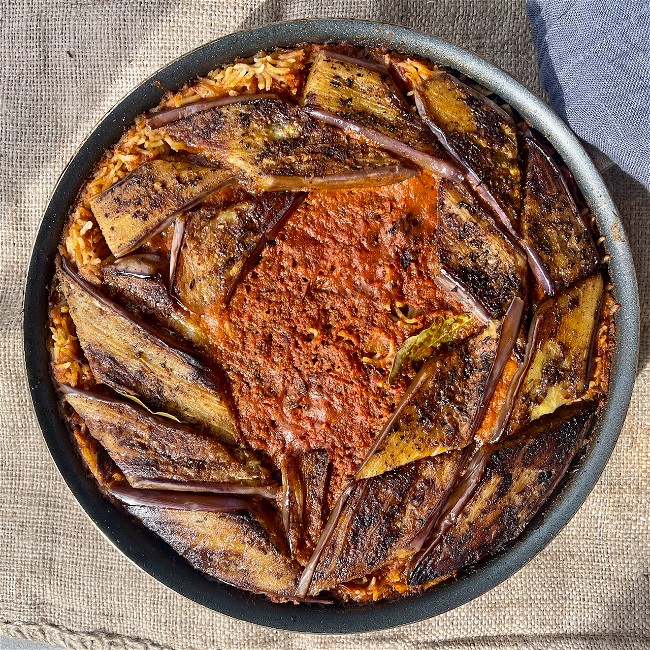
[528,0,650,189]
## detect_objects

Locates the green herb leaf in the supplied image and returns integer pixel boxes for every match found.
[389,314,475,384]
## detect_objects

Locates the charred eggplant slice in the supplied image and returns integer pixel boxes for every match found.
[127,506,299,598]
[59,263,238,442]
[308,451,464,594]
[89,160,234,257]
[303,51,430,150]
[301,51,458,178]
[437,182,527,320]
[282,449,331,565]
[162,97,417,191]
[506,273,604,435]
[414,72,521,228]
[102,256,207,348]
[357,324,498,480]
[64,390,271,488]
[174,192,303,313]
[409,403,595,585]
[521,134,600,294]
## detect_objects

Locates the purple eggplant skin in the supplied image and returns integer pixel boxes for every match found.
[89,160,234,257]
[521,133,600,295]
[58,263,238,443]
[127,505,299,599]
[146,93,280,128]
[162,97,418,191]
[408,402,596,586]
[308,451,464,595]
[437,181,528,321]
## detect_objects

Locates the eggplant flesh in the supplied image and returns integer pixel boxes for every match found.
[409,403,595,585]
[127,505,299,598]
[303,51,440,155]
[283,449,331,565]
[89,160,232,257]
[437,182,527,320]
[308,451,464,594]
[357,325,498,480]
[508,273,604,435]
[522,135,600,293]
[416,73,521,227]
[65,392,271,488]
[174,192,297,313]
[389,57,441,89]
[162,98,414,191]
[102,261,206,348]
[59,269,238,443]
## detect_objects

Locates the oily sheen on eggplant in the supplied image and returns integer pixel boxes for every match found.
[49,43,614,604]
[63,389,273,490]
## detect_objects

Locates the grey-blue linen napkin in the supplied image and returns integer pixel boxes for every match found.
[528,0,650,189]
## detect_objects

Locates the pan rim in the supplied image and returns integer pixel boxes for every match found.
[23,18,639,634]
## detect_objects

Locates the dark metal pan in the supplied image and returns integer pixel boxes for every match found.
[23,18,639,633]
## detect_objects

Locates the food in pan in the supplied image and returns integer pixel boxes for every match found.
[48,45,616,603]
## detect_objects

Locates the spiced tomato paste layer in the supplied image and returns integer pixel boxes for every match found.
[203,176,450,497]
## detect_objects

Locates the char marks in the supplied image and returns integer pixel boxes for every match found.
[436,181,528,320]
[59,262,238,443]
[409,404,596,584]
[162,97,415,191]
[90,160,234,257]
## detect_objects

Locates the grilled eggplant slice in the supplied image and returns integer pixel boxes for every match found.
[357,324,498,480]
[89,160,234,257]
[409,403,595,585]
[102,256,206,348]
[174,192,302,313]
[308,452,464,594]
[505,273,604,435]
[65,391,271,488]
[414,72,521,228]
[301,51,458,178]
[521,134,600,294]
[127,506,299,598]
[282,449,331,564]
[437,182,527,320]
[303,51,430,150]
[162,97,417,191]
[59,263,238,442]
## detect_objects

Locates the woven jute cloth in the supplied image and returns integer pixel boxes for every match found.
[1,2,648,648]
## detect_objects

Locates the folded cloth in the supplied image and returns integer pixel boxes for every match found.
[528,0,650,189]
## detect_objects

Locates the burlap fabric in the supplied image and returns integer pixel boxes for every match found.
[1,2,648,648]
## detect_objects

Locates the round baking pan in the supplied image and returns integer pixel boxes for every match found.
[23,18,639,633]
